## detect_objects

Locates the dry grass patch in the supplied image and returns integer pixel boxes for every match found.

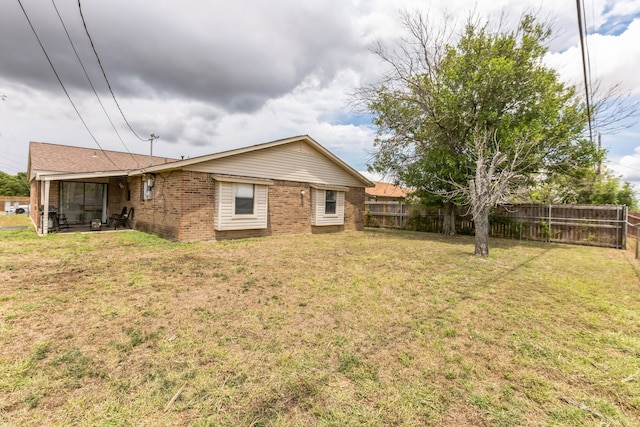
[0,227,638,426]
[0,214,32,228]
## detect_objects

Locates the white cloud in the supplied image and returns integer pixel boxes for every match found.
[1,0,640,191]
[609,146,640,182]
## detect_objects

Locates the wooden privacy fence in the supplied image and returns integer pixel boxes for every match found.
[365,202,628,249]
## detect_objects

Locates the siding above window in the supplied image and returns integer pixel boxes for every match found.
[212,174,274,186]
[310,184,350,192]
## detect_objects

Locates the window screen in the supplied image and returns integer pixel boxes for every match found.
[235,183,254,215]
[325,190,337,214]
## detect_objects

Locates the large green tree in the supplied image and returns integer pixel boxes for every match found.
[360,12,594,256]
[0,171,29,197]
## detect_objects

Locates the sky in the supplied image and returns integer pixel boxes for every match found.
[1,0,640,188]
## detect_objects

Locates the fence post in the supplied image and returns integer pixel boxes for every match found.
[636,225,639,260]
[519,217,523,241]
[623,206,627,250]
[548,204,552,243]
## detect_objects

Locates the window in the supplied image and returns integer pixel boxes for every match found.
[325,190,336,214]
[311,186,346,226]
[235,183,254,215]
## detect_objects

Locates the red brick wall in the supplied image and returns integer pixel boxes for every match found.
[177,171,215,241]
[29,181,39,226]
[29,181,60,231]
[266,181,312,235]
[49,183,60,212]
[127,171,214,241]
[127,174,176,240]
[107,177,129,220]
[344,185,366,231]
[124,171,366,242]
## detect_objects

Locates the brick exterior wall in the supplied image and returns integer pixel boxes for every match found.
[267,181,313,235]
[29,181,39,227]
[107,177,129,221]
[34,171,366,241]
[177,172,216,241]
[125,172,366,241]
[125,171,215,241]
[29,181,60,230]
[344,184,366,232]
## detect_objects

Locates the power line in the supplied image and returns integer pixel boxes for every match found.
[0,154,28,169]
[16,0,120,169]
[607,159,640,175]
[51,0,142,168]
[576,0,594,146]
[78,0,149,142]
[580,0,595,129]
[0,150,27,162]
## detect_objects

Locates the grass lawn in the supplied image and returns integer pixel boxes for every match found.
[1,222,639,426]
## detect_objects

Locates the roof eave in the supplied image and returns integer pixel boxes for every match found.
[36,170,129,181]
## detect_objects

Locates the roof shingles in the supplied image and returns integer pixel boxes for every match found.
[365,181,410,199]
[28,141,176,174]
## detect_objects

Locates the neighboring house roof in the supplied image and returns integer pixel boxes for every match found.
[366,181,410,199]
[27,141,176,180]
[27,135,374,188]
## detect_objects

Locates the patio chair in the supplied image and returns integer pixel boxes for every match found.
[121,207,134,229]
[108,207,127,228]
[58,213,70,230]
[114,207,134,229]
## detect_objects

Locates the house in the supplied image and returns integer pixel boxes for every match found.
[365,181,410,202]
[27,135,374,241]
[364,182,412,228]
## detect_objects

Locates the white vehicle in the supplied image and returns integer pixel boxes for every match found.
[7,205,29,214]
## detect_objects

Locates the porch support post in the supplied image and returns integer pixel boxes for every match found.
[42,180,50,235]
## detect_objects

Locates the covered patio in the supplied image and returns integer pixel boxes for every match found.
[33,171,130,236]
[27,141,174,236]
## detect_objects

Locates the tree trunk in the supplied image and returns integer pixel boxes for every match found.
[442,202,457,236]
[474,207,490,256]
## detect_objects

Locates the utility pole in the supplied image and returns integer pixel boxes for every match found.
[596,133,602,175]
[149,133,159,166]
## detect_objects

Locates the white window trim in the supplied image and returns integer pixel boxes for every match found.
[324,189,338,216]
[232,183,257,219]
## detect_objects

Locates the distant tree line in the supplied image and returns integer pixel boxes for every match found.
[0,171,29,197]
[522,167,638,210]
